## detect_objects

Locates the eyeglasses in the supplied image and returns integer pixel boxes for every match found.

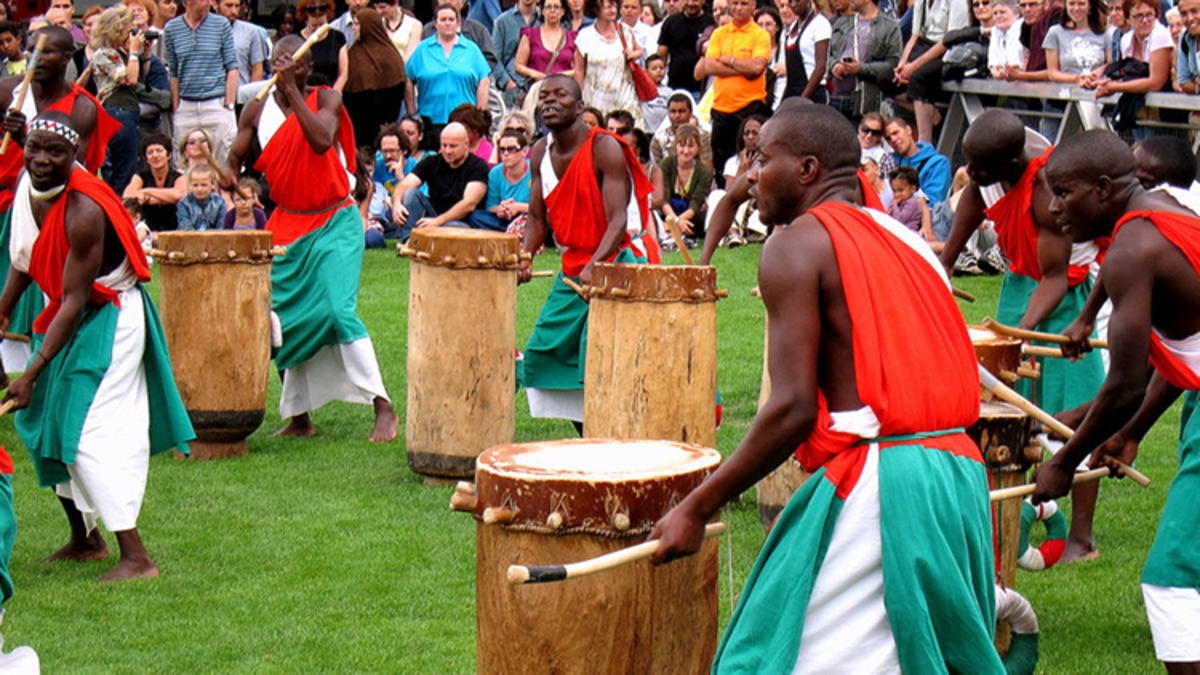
[1130,11,1156,20]
[498,145,524,154]
[859,125,883,136]
[186,137,206,145]
[305,4,329,12]
[1018,2,1039,8]
[543,4,563,10]
[971,1,988,7]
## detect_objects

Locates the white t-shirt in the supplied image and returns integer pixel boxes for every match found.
[988,20,1027,70]
[1121,21,1173,62]
[786,14,832,81]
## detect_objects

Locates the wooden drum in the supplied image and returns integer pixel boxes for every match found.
[156,231,274,460]
[752,311,808,530]
[455,439,722,674]
[969,325,1024,394]
[583,263,722,447]
[402,229,520,479]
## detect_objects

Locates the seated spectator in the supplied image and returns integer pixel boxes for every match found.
[722,114,764,185]
[641,54,673,131]
[988,0,1028,78]
[176,163,227,230]
[124,133,186,232]
[0,21,24,76]
[407,4,491,126]
[1094,0,1173,97]
[297,0,348,89]
[400,114,436,161]
[887,165,934,242]
[478,129,531,231]
[125,197,152,256]
[1043,0,1108,85]
[650,92,712,165]
[391,122,491,238]
[344,8,409,145]
[450,103,495,162]
[827,0,902,121]
[858,111,894,204]
[178,126,235,207]
[91,5,145,195]
[652,124,713,243]
[223,177,267,229]
[606,108,638,143]
[497,109,534,142]
[368,123,413,236]
[885,116,950,204]
[999,0,1060,83]
[581,106,605,127]
[1176,0,1200,93]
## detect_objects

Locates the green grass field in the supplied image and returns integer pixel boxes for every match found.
[0,245,1176,672]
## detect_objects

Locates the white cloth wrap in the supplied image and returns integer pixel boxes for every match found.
[792,406,900,674]
[279,337,388,418]
[1142,584,1200,661]
[54,287,149,533]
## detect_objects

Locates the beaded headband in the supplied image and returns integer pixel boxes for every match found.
[28,118,80,147]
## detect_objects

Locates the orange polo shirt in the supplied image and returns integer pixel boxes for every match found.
[705,20,771,113]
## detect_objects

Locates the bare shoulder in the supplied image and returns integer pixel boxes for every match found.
[759,213,834,287]
[530,137,547,168]
[317,87,343,111]
[63,190,106,243]
[592,133,624,163]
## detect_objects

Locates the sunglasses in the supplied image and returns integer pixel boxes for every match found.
[859,125,883,136]
[971,1,988,6]
[499,146,524,154]
[305,4,329,12]
[186,137,207,144]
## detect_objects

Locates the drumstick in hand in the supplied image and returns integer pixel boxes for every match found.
[507,522,726,584]
[983,317,1108,349]
[0,398,16,418]
[1,34,49,155]
[989,458,1150,502]
[1,332,29,343]
[254,24,332,101]
[663,215,694,265]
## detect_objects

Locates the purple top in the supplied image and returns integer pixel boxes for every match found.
[522,26,577,75]
[888,197,923,233]
[223,206,268,230]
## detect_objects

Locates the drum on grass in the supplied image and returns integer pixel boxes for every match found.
[583,263,722,447]
[453,438,722,674]
[156,231,274,459]
[401,229,520,479]
[752,312,808,531]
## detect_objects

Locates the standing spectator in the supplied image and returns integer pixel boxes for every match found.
[781,0,832,103]
[754,7,784,107]
[620,0,656,60]
[641,53,672,129]
[48,0,87,42]
[296,0,348,89]
[1095,0,1173,97]
[125,134,186,232]
[656,0,712,96]
[407,4,491,126]
[1175,0,1200,93]
[331,0,369,45]
[91,5,146,195]
[568,0,594,30]
[391,122,491,235]
[1043,0,1109,84]
[75,6,104,83]
[0,22,24,77]
[176,163,227,230]
[0,2,8,21]
[988,0,1028,77]
[893,0,971,143]
[885,115,951,203]
[155,0,178,28]
[480,128,531,231]
[164,0,239,161]
[650,92,711,164]
[640,1,663,49]
[421,0,505,90]
[376,0,423,58]
[574,0,644,128]
[470,0,503,32]
[696,0,770,188]
[123,0,172,135]
[828,0,902,121]
[652,124,713,242]
[344,8,410,144]
[493,0,540,108]
[218,0,269,86]
[515,0,577,119]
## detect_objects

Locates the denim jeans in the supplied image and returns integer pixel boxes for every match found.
[102,105,140,196]
[400,189,498,237]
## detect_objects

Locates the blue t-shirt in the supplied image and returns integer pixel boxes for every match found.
[406,35,490,124]
[485,162,531,211]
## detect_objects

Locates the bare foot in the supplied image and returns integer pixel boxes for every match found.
[1059,538,1100,565]
[369,397,398,443]
[97,558,159,583]
[42,530,109,562]
[274,414,315,437]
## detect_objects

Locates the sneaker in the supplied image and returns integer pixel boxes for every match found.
[980,247,1008,275]
[954,251,984,276]
[723,230,746,248]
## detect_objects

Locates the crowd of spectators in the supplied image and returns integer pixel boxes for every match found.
[2,0,1197,260]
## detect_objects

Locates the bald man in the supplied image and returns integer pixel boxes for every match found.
[228,36,397,442]
[1034,129,1200,671]
[390,121,492,238]
[651,105,1000,673]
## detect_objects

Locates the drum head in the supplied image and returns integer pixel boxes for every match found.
[480,439,720,482]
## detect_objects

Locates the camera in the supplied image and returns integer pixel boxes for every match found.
[143,28,162,40]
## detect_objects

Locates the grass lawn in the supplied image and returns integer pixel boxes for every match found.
[0,245,1175,672]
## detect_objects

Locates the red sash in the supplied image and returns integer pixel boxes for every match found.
[27,168,150,334]
[858,169,884,211]
[796,202,982,497]
[1114,209,1200,390]
[255,87,357,246]
[544,128,656,276]
[0,84,120,210]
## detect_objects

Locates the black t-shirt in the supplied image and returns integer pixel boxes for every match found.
[658,12,714,92]
[137,167,182,232]
[308,30,348,87]
[413,153,490,214]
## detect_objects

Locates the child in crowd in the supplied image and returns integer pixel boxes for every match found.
[888,166,935,245]
[0,22,25,76]
[223,178,267,230]
[641,54,673,132]
[176,164,226,231]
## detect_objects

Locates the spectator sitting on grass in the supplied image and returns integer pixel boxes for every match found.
[391,122,491,237]
[176,163,226,230]
[368,123,414,237]
[477,129,531,232]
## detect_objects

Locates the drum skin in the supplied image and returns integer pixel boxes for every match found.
[157,231,273,460]
[583,263,718,448]
[471,439,721,674]
[404,228,520,478]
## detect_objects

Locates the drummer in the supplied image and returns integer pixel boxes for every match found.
[937,110,1107,564]
[651,105,1001,672]
[516,74,657,431]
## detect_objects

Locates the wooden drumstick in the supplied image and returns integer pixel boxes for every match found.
[1,332,30,343]
[530,270,554,278]
[506,521,726,584]
[663,215,694,265]
[1023,344,1067,359]
[0,398,16,418]
[254,24,332,101]
[560,276,588,299]
[1,34,49,155]
[952,286,975,302]
[989,459,1150,502]
[978,365,1076,439]
[983,317,1108,349]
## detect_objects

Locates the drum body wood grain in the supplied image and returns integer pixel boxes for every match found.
[157,231,273,460]
[752,314,809,530]
[467,439,721,675]
[583,263,718,447]
[404,229,519,478]
[969,326,1023,394]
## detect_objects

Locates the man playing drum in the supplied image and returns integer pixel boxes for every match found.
[517,74,657,429]
[939,109,1108,563]
[650,105,1002,673]
[0,26,120,375]
[228,37,397,443]
[1035,129,1200,672]
[0,112,194,582]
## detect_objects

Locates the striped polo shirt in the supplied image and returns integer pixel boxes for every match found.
[164,12,238,101]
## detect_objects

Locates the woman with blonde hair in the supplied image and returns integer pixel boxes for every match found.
[90,4,145,193]
[178,127,235,206]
